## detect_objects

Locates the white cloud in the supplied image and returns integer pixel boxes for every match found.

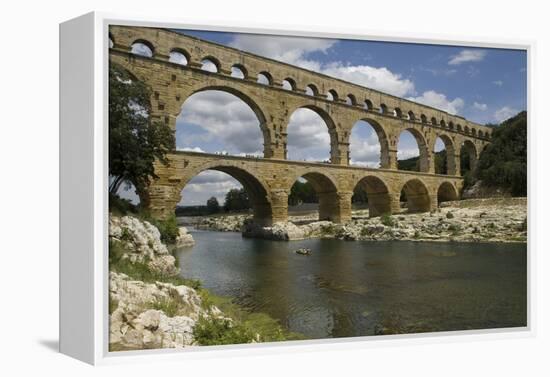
[473,102,488,111]
[349,124,381,167]
[494,106,518,123]
[287,108,331,161]
[230,34,335,67]
[492,80,504,86]
[230,34,415,97]
[177,91,263,154]
[407,90,464,115]
[397,148,420,160]
[448,49,486,65]
[178,146,205,153]
[321,63,414,97]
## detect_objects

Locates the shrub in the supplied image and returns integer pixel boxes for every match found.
[193,316,255,346]
[446,212,454,219]
[380,213,396,227]
[147,214,179,244]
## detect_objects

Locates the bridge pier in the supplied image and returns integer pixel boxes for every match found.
[270,189,289,224]
[367,192,393,217]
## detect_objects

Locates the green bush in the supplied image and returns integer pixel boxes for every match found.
[380,213,396,227]
[193,316,255,346]
[147,214,179,244]
[446,212,454,219]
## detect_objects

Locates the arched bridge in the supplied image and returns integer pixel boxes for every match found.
[109,25,492,225]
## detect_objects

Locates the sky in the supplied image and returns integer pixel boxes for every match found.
[119,28,527,207]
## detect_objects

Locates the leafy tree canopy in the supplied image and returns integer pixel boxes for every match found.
[224,188,250,212]
[475,111,527,196]
[108,63,175,203]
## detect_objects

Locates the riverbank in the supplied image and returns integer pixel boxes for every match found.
[108,214,301,351]
[180,198,527,243]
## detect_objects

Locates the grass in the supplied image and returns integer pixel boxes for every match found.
[193,316,256,346]
[145,297,183,317]
[197,289,303,344]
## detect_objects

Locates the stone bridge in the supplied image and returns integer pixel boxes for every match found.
[109,25,492,225]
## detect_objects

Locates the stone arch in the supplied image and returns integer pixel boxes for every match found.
[286,104,340,163]
[178,85,271,157]
[421,114,428,124]
[346,94,357,106]
[440,119,446,128]
[364,99,374,111]
[305,84,319,96]
[379,103,388,115]
[282,77,296,91]
[457,124,463,132]
[433,134,457,175]
[408,111,416,121]
[350,117,390,169]
[200,56,221,73]
[288,170,340,221]
[326,89,339,101]
[437,181,459,205]
[460,139,478,174]
[169,48,190,65]
[230,64,248,79]
[353,175,391,217]
[448,121,455,131]
[257,71,272,85]
[431,117,438,126]
[178,162,273,226]
[131,39,155,57]
[394,107,403,118]
[397,128,430,172]
[400,178,431,213]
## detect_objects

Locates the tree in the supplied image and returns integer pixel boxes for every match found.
[288,180,318,205]
[108,63,175,206]
[475,111,527,196]
[206,196,220,214]
[224,188,250,212]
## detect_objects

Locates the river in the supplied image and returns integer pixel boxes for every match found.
[176,228,527,339]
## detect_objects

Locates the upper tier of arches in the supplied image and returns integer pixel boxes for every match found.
[109,26,493,141]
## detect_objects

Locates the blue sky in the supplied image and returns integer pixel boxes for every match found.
[120,29,526,206]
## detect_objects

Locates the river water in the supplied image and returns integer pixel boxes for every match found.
[176,229,527,339]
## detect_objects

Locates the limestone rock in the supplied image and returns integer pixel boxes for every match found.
[176,226,195,247]
[109,272,218,350]
[109,215,180,276]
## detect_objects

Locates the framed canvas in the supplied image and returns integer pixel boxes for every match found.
[59,12,533,365]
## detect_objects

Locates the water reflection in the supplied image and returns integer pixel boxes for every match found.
[176,229,527,339]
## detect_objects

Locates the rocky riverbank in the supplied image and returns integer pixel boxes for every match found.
[108,214,297,351]
[183,198,527,243]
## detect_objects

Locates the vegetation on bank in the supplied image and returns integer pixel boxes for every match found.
[473,111,527,196]
[109,217,302,346]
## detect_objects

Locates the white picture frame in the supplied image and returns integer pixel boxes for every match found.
[59,11,534,365]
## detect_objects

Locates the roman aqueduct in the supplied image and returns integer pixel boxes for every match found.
[108,25,493,226]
